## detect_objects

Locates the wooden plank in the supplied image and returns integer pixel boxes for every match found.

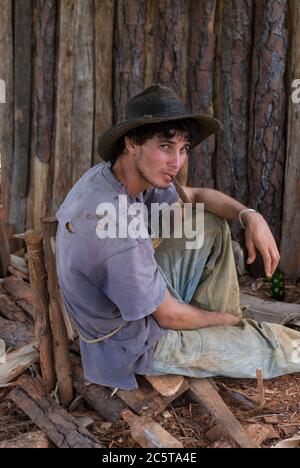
[9,375,103,448]
[0,0,13,219]
[26,0,57,230]
[144,374,186,397]
[188,378,257,448]
[25,230,56,393]
[42,219,73,406]
[0,431,50,449]
[248,0,289,257]
[94,0,115,163]
[214,0,254,239]
[280,0,300,279]
[118,376,189,417]
[187,0,217,189]
[0,344,39,387]
[10,0,32,232]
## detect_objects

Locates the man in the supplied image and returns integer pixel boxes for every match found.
[56,84,300,390]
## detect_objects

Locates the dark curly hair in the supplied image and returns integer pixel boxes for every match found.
[110,119,200,167]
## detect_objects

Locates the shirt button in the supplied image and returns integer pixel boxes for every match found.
[144,340,149,346]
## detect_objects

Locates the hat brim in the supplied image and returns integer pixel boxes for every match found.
[98,114,223,161]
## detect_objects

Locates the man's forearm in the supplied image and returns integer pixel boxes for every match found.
[153,291,240,330]
[195,188,247,220]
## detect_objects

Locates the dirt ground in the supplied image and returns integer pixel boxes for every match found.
[0,275,300,448]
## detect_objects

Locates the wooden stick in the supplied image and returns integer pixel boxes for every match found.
[0,431,51,449]
[256,369,266,409]
[188,377,257,448]
[8,375,102,448]
[25,230,56,393]
[42,218,73,406]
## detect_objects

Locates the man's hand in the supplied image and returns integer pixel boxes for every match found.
[243,211,280,278]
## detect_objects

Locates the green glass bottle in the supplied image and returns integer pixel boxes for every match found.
[271,268,285,301]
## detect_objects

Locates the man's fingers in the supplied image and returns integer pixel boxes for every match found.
[246,240,256,264]
[262,249,272,278]
[269,248,280,276]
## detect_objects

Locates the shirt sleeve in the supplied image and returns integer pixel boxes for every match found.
[100,241,167,322]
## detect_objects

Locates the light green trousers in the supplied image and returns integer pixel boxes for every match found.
[152,211,300,380]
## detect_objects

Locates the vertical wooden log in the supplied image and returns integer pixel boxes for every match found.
[281,0,300,278]
[27,0,58,230]
[94,0,115,163]
[187,0,217,189]
[155,0,184,96]
[0,213,10,278]
[53,0,95,212]
[71,0,95,185]
[10,0,32,233]
[25,230,56,393]
[248,0,289,250]
[144,0,157,88]
[114,0,147,122]
[214,0,254,239]
[42,218,73,407]
[0,0,13,220]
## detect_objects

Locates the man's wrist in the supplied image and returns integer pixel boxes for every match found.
[239,208,257,229]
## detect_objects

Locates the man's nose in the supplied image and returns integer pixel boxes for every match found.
[169,151,182,170]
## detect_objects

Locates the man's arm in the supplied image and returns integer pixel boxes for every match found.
[179,186,280,278]
[153,290,240,330]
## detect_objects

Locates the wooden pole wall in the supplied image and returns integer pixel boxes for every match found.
[0,0,13,220]
[0,0,298,277]
[9,0,32,233]
[281,0,300,279]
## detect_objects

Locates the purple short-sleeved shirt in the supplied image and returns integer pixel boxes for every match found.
[56,162,179,390]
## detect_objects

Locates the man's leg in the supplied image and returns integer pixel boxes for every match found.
[154,210,242,317]
[152,210,300,379]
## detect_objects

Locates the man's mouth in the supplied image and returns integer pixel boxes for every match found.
[161,172,177,182]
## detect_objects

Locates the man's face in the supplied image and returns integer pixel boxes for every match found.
[133,132,190,189]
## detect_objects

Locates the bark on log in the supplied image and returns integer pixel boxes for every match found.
[26,0,57,230]
[25,230,56,393]
[42,219,73,406]
[72,364,127,423]
[0,0,13,219]
[2,276,34,318]
[187,0,217,189]
[52,0,76,213]
[0,316,34,348]
[0,431,51,449]
[280,0,300,279]
[0,217,10,278]
[215,0,254,239]
[248,0,289,254]
[0,284,33,324]
[114,0,147,122]
[94,0,115,163]
[10,0,32,233]
[0,344,39,387]
[52,0,95,212]
[71,0,95,185]
[8,375,103,448]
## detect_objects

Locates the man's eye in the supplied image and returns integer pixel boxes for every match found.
[160,145,170,150]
